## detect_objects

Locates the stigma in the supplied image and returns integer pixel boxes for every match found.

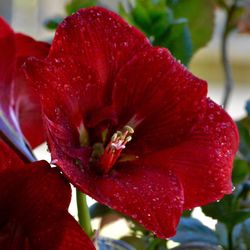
[98,125,134,174]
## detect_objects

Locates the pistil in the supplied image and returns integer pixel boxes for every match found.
[98,125,134,174]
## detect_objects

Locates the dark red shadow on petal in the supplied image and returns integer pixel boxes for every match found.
[0,140,95,249]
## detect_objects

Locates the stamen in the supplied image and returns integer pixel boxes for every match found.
[78,122,89,146]
[123,125,134,134]
[98,125,134,173]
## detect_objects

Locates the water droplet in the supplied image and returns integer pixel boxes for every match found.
[209,114,214,120]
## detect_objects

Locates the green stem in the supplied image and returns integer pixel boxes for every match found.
[76,189,93,237]
[227,226,233,250]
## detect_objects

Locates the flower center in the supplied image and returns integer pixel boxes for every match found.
[98,125,134,174]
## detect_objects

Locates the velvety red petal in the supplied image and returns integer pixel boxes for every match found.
[147,99,239,209]
[0,18,49,148]
[27,213,95,250]
[15,33,50,66]
[24,57,103,133]
[24,7,150,130]
[48,136,184,238]
[112,47,207,154]
[16,162,95,250]
[0,138,24,172]
[14,34,50,148]
[95,162,184,238]
[49,7,150,88]
[0,17,16,128]
[0,141,95,249]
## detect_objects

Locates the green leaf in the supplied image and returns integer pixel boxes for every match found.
[215,222,228,249]
[233,219,250,250]
[119,0,193,65]
[237,117,250,162]
[232,210,250,226]
[171,242,221,250]
[65,0,97,15]
[118,3,136,27]
[227,5,244,33]
[233,158,250,184]
[44,16,63,30]
[182,209,193,217]
[130,1,152,31]
[171,218,218,245]
[89,202,112,218]
[215,0,229,10]
[120,236,147,250]
[168,0,215,53]
[155,18,192,65]
[202,194,250,229]
[246,100,250,117]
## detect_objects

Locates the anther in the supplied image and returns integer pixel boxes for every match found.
[123,125,134,134]
[98,125,135,173]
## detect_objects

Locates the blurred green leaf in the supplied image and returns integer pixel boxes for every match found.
[202,194,250,229]
[172,242,221,250]
[227,5,245,33]
[118,3,136,26]
[168,0,215,53]
[119,0,192,65]
[246,100,250,117]
[119,0,172,37]
[147,238,167,250]
[237,117,250,162]
[215,0,229,10]
[171,217,218,245]
[233,158,250,184]
[215,222,228,249]
[44,16,63,30]
[130,1,152,31]
[156,18,192,65]
[120,236,147,250]
[89,202,112,218]
[182,209,193,217]
[233,219,250,250]
[97,237,136,250]
[65,0,97,15]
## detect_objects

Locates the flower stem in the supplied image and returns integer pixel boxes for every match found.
[76,189,93,237]
[228,226,233,250]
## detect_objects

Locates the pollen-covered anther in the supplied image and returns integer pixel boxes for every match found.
[110,126,134,151]
[98,125,134,173]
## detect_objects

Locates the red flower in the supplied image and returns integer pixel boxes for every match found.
[25,7,239,238]
[0,17,49,148]
[0,139,95,250]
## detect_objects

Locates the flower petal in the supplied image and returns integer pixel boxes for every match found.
[13,33,50,148]
[147,99,239,209]
[49,140,184,238]
[112,47,207,154]
[15,33,49,65]
[24,7,150,129]
[95,162,184,238]
[0,140,95,249]
[48,6,150,87]
[16,162,95,250]
[0,17,16,127]
[0,138,24,172]
[0,18,50,148]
